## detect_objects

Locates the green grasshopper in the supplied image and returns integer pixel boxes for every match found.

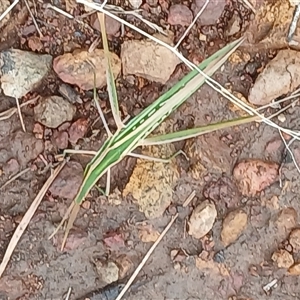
[51,14,258,249]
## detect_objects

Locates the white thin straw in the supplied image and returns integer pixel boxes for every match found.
[0,0,19,22]
[174,0,210,49]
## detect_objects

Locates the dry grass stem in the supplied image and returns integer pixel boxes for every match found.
[0,0,19,22]
[15,97,26,132]
[257,90,300,111]
[64,149,97,156]
[174,0,210,49]
[115,213,179,300]
[38,154,49,166]
[241,0,256,13]
[267,98,299,120]
[0,97,38,122]
[23,0,43,37]
[0,167,31,191]
[0,161,67,277]
[88,36,101,52]
[64,288,72,300]
[182,190,196,207]
[183,218,187,239]
[48,201,75,241]
[100,0,108,9]
[46,3,75,19]
[280,131,300,174]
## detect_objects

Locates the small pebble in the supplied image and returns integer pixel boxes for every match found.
[168,4,193,26]
[34,96,76,129]
[188,200,217,239]
[221,209,247,247]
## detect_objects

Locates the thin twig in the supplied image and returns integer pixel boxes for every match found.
[38,154,49,167]
[174,0,210,49]
[288,3,300,43]
[65,287,72,300]
[0,107,16,120]
[182,190,196,207]
[267,98,299,121]
[99,12,125,130]
[15,97,26,132]
[240,0,256,13]
[63,149,97,156]
[100,0,108,10]
[115,213,179,300]
[0,0,19,22]
[0,167,31,191]
[0,161,67,277]
[32,0,38,15]
[279,130,300,174]
[23,0,43,37]
[129,11,167,35]
[85,58,113,136]
[0,97,38,121]
[46,3,75,19]
[257,90,300,111]
[88,36,101,53]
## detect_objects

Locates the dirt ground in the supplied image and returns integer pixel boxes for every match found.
[1,0,300,300]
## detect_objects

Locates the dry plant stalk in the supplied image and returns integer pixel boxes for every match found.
[0,161,67,277]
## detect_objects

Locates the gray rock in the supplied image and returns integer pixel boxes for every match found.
[0,49,52,98]
[34,96,76,128]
